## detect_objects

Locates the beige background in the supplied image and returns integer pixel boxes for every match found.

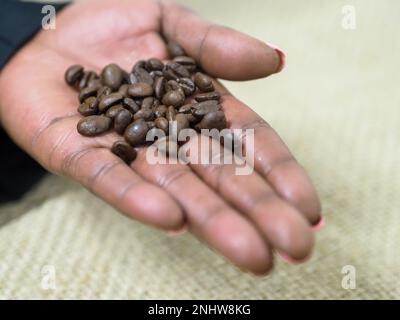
[0,0,399,299]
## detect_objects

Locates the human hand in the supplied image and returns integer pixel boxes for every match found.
[0,0,321,274]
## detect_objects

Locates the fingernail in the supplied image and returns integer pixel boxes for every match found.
[311,217,325,232]
[278,252,310,265]
[166,223,188,237]
[266,42,286,73]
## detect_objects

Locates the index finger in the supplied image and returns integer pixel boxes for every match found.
[160,1,285,80]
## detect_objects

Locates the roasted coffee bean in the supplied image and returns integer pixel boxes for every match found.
[154,105,167,118]
[124,119,149,146]
[154,76,166,99]
[77,115,111,136]
[141,97,155,110]
[154,117,169,134]
[194,72,214,92]
[164,62,190,79]
[173,56,196,72]
[165,80,185,98]
[192,101,221,117]
[79,71,98,90]
[114,109,133,134]
[178,77,196,96]
[105,104,124,119]
[166,106,176,121]
[88,78,101,88]
[122,98,140,114]
[167,40,186,57]
[134,108,154,121]
[146,58,164,71]
[79,84,101,103]
[175,113,189,134]
[151,98,160,109]
[149,70,164,79]
[194,91,221,102]
[97,86,112,100]
[65,65,84,86]
[99,92,124,113]
[133,67,154,86]
[147,121,156,129]
[111,141,137,164]
[101,64,123,90]
[78,96,99,116]
[127,72,139,85]
[197,110,227,130]
[118,84,130,97]
[132,60,146,72]
[162,90,185,107]
[186,113,199,124]
[128,83,154,97]
[179,103,194,114]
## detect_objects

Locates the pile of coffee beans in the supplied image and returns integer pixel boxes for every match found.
[64,41,227,164]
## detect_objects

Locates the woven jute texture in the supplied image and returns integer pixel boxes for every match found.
[0,0,399,299]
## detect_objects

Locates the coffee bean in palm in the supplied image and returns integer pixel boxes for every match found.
[97,86,112,100]
[79,84,101,103]
[186,113,198,124]
[77,115,112,136]
[162,90,185,107]
[164,62,190,79]
[154,105,167,118]
[118,84,130,97]
[101,64,123,90]
[65,65,84,86]
[150,70,164,79]
[175,113,189,134]
[134,108,154,121]
[122,97,139,114]
[166,106,176,121]
[128,83,154,97]
[197,110,227,130]
[147,121,156,129]
[114,109,133,134]
[146,58,164,71]
[78,71,98,90]
[194,72,214,92]
[78,96,99,116]
[99,92,124,113]
[111,141,137,164]
[105,104,124,119]
[173,56,196,72]
[167,40,186,57]
[132,60,146,72]
[178,77,195,96]
[194,91,221,102]
[133,67,154,86]
[154,117,169,134]
[192,100,221,118]
[178,103,194,114]
[154,76,166,99]
[124,119,149,146]
[141,97,155,110]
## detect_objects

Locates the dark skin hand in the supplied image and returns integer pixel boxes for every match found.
[0,0,321,274]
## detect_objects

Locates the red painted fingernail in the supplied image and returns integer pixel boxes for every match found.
[267,42,286,73]
[278,252,310,265]
[311,217,325,232]
[166,223,188,237]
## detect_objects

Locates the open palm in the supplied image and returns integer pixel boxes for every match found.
[0,0,321,274]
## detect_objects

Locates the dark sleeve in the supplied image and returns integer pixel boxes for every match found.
[0,0,68,203]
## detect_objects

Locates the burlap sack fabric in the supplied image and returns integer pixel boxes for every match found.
[0,0,399,299]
